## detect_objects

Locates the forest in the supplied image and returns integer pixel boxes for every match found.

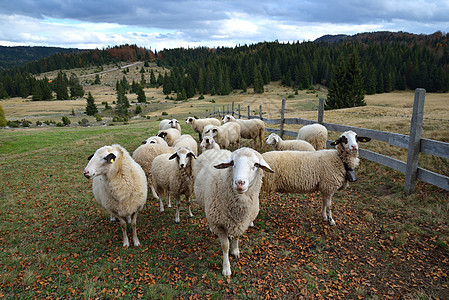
[0,31,448,101]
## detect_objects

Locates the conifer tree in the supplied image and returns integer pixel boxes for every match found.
[325,52,365,109]
[253,68,264,93]
[54,71,69,100]
[94,74,101,84]
[116,84,129,116]
[85,92,98,116]
[137,85,146,103]
[69,74,84,99]
[149,69,157,87]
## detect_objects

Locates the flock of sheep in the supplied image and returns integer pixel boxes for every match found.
[83,115,371,277]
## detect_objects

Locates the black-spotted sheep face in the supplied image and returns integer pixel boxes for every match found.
[331,131,371,152]
[84,146,118,179]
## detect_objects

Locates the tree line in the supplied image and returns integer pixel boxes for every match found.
[0,31,448,104]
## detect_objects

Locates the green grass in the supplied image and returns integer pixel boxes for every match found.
[0,121,448,299]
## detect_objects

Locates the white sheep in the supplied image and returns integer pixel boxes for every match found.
[185,117,221,140]
[194,147,274,277]
[157,128,181,146]
[173,134,198,156]
[142,136,169,147]
[296,123,328,150]
[84,144,147,247]
[266,133,315,151]
[222,114,265,148]
[200,135,220,152]
[151,147,196,223]
[204,122,241,149]
[261,131,371,226]
[132,143,175,202]
[202,124,215,140]
[159,118,182,132]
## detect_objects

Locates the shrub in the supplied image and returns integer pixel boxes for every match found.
[95,114,102,122]
[135,105,142,114]
[162,111,168,116]
[198,94,205,100]
[21,119,31,127]
[7,120,19,128]
[56,122,64,127]
[62,116,71,126]
[36,121,43,126]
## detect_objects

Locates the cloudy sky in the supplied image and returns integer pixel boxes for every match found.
[0,0,448,50]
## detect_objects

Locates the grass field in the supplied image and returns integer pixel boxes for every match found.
[1,64,448,298]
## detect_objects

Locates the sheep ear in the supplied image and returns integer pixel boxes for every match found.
[330,138,341,146]
[104,153,116,164]
[214,160,234,169]
[255,158,274,173]
[212,129,218,134]
[357,136,371,143]
[169,153,178,160]
[187,152,196,159]
[87,154,94,161]
[141,140,147,144]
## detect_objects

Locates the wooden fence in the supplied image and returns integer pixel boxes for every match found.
[206,89,449,193]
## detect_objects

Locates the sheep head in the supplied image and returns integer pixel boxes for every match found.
[169,147,196,169]
[331,131,371,154]
[222,114,234,124]
[200,136,216,150]
[84,145,121,179]
[265,133,280,146]
[214,148,273,194]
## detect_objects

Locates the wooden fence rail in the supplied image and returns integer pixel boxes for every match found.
[206,89,449,193]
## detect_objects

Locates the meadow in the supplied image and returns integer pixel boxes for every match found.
[1,65,448,299]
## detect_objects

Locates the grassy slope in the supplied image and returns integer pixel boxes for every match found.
[0,120,448,299]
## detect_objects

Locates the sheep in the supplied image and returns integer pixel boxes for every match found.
[265,133,315,151]
[83,144,147,247]
[173,134,198,156]
[185,117,221,140]
[261,131,371,226]
[296,123,328,150]
[141,136,169,147]
[157,128,181,146]
[193,141,232,179]
[222,114,265,148]
[200,135,220,152]
[132,143,175,205]
[204,122,241,150]
[194,147,274,277]
[159,118,182,132]
[151,147,196,223]
[202,124,215,140]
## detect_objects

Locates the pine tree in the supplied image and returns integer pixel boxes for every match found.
[253,67,264,93]
[94,74,101,84]
[137,85,147,103]
[149,69,157,87]
[85,92,98,116]
[54,71,69,100]
[69,74,84,99]
[325,52,365,109]
[116,84,129,116]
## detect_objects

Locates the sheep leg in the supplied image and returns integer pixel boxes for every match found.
[117,217,129,247]
[187,195,193,218]
[230,238,240,258]
[167,193,172,208]
[175,196,180,223]
[130,212,141,247]
[150,185,159,199]
[322,193,336,226]
[217,231,231,277]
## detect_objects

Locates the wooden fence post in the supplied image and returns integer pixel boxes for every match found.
[248,106,250,119]
[238,104,241,119]
[280,98,286,138]
[259,105,263,120]
[318,97,324,124]
[213,106,216,117]
[232,102,234,116]
[404,88,426,194]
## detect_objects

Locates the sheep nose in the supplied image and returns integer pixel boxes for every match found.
[351,144,358,151]
[235,179,246,191]
[83,170,91,178]
[180,163,185,168]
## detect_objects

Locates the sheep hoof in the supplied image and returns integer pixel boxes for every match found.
[134,241,141,247]
[329,220,336,226]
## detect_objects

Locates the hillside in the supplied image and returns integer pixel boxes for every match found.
[0,45,80,69]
